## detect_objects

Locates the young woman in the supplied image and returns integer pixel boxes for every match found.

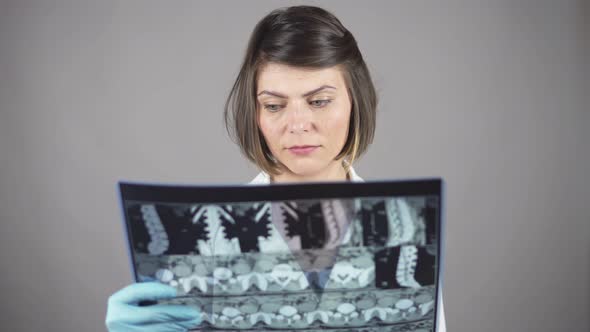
[106,5,446,331]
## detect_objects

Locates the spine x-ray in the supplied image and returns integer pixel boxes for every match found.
[119,180,443,331]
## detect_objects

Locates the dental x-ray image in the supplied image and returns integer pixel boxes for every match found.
[119,180,443,331]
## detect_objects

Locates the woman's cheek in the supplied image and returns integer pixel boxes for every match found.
[261,120,283,154]
[326,108,350,136]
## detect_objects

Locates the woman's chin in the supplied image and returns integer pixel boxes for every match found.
[282,161,324,178]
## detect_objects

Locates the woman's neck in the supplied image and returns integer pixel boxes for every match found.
[271,160,350,183]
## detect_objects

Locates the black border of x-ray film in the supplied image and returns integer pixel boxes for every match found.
[117,178,444,331]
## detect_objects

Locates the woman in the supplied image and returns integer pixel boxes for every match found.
[106,5,446,331]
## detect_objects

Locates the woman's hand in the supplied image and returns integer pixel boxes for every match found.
[105,282,201,332]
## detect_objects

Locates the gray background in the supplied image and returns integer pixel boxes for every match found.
[0,0,588,331]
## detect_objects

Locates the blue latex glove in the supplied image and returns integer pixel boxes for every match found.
[105,282,201,332]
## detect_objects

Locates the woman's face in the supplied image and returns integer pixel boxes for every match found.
[256,63,352,177]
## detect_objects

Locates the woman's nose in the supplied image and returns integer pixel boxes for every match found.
[287,101,312,133]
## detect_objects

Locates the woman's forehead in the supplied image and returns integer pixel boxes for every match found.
[257,63,346,94]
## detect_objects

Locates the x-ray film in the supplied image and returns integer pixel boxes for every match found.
[118,179,444,331]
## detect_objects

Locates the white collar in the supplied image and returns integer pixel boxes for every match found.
[248,166,364,185]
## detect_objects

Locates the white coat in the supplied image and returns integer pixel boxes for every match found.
[249,167,447,331]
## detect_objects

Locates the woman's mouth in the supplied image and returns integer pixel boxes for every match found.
[288,145,319,156]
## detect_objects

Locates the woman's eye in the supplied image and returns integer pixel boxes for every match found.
[264,104,284,112]
[309,99,332,108]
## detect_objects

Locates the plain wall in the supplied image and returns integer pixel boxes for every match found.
[0,0,588,331]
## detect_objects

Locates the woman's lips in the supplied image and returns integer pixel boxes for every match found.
[288,145,319,156]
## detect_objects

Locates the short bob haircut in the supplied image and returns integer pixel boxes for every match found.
[224,5,377,176]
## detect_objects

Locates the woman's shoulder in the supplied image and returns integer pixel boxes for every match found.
[247,171,271,185]
[348,166,363,182]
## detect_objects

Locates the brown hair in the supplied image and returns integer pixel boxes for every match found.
[224,5,377,176]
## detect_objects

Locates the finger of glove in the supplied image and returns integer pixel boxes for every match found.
[109,282,177,305]
[138,317,201,331]
[107,317,201,332]
[137,318,201,332]
[119,304,201,325]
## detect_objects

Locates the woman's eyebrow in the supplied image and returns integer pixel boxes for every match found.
[257,85,336,98]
